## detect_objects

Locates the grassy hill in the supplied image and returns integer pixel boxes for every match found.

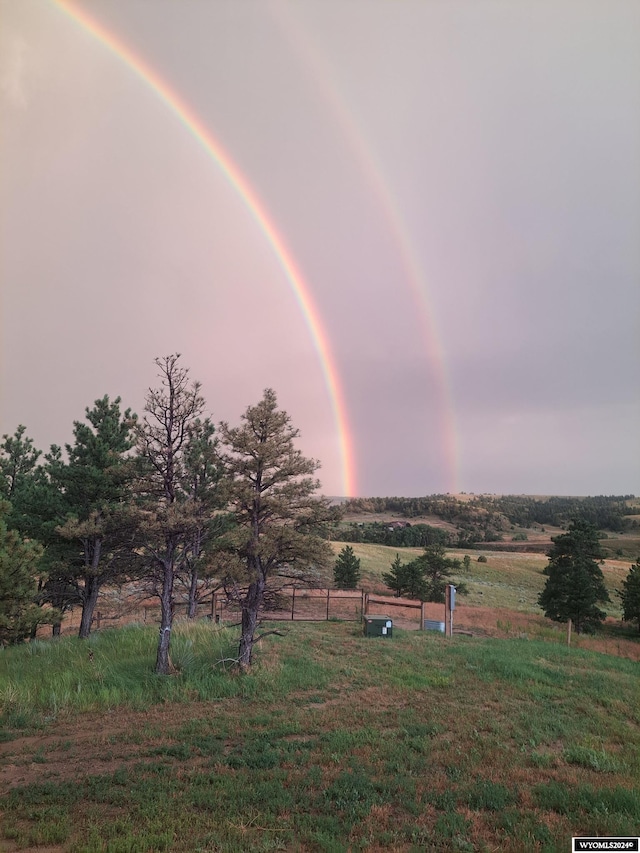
[336,495,640,560]
[1,616,639,852]
[2,533,639,852]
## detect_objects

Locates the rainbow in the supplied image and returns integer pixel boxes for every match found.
[51,0,356,497]
[271,5,460,492]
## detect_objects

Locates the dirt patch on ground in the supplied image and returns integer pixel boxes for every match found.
[0,702,236,795]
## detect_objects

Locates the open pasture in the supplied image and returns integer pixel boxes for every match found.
[331,541,631,618]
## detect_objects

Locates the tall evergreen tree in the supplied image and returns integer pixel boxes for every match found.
[538,519,609,634]
[619,558,640,633]
[218,389,333,668]
[48,396,139,638]
[333,545,361,589]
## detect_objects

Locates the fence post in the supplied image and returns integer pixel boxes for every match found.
[420,602,426,630]
[567,618,572,647]
[291,587,296,621]
[364,593,369,616]
[326,588,330,620]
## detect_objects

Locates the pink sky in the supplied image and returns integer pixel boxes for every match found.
[1,0,638,496]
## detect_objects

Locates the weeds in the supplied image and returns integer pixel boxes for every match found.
[563,745,620,773]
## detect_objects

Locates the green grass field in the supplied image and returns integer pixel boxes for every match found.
[331,541,630,618]
[1,616,639,852]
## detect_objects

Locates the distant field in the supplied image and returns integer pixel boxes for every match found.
[339,512,459,532]
[330,541,630,617]
[328,541,550,604]
[599,536,640,560]
[339,506,640,561]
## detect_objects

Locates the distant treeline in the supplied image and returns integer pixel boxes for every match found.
[329,521,451,548]
[342,494,638,534]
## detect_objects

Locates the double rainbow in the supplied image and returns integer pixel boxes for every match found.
[52,0,356,497]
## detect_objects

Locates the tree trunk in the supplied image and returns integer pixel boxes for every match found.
[155,559,175,675]
[238,604,258,668]
[238,572,264,669]
[187,567,198,619]
[187,529,203,619]
[78,575,100,639]
[31,577,47,640]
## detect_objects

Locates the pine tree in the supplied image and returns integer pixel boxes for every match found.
[382,553,427,600]
[0,501,48,644]
[135,355,207,674]
[333,545,361,589]
[412,543,462,603]
[383,553,404,596]
[177,417,226,618]
[2,428,82,635]
[218,389,333,668]
[619,558,640,633]
[383,545,464,602]
[49,396,139,638]
[0,425,41,501]
[538,519,609,634]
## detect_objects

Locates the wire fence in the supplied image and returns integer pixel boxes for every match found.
[53,586,449,636]
[214,588,365,623]
[212,588,445,630]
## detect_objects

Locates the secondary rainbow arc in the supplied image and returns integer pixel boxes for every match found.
[271,4,460,492]
[52,0,356,497]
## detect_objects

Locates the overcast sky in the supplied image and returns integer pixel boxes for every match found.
[1,0,638,497]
